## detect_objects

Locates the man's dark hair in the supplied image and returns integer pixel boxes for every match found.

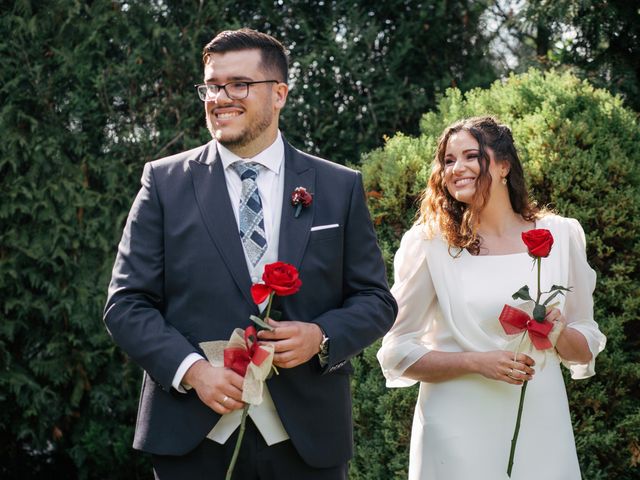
[202,28,288,83]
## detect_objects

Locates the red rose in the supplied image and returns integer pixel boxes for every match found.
[521,229,554,258]
[250,261,302,304]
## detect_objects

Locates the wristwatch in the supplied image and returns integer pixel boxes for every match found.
[318,328,330,366]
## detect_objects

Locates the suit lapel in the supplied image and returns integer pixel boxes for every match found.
[278,141,315,269]
[189,144,254,307]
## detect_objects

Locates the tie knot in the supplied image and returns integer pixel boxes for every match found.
[231,162,261,181]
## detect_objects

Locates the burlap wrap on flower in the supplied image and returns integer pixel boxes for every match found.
[199,327,274,405]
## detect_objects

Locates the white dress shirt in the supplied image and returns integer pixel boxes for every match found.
[171,133,289,445]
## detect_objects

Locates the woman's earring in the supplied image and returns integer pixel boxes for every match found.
[502,177,508,185]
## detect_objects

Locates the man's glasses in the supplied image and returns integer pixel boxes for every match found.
[195,80,279,101]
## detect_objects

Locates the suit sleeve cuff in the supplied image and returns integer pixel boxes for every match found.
[172,353,206,393]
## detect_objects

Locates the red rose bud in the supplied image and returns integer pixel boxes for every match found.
[521,228,554,258]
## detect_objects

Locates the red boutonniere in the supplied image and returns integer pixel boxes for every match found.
[291,186,312,218]
[500,228,571,477]
[224,261,302,480]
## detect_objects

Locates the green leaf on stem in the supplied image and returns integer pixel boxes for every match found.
[549,285,572,293]
[249,315,274,331]
[532,303,546,322]
[542,290,566,306]
[512,285,533,302]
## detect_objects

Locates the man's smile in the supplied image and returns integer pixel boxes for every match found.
[213,107,244,121]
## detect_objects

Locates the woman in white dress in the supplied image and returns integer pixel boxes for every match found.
[377,117,606,480]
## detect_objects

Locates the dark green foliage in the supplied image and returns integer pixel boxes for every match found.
[351,340,417,480]
[272,0,496,161]
[351,69,640,479]
[539,0,640,111]
[491,0,640,111]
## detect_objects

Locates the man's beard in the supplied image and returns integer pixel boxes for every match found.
[206,109,274,152]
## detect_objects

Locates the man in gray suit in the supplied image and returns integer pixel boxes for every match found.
[104,28,396,479]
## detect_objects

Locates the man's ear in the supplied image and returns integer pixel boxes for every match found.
[273,82,289,110]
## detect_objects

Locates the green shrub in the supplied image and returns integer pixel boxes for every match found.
[351,69,640,480]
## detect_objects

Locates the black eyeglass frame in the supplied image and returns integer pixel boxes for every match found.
[195,80,279,101]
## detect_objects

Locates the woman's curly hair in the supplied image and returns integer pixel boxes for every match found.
[418,116,543,256]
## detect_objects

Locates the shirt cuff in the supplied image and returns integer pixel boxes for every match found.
[172,353,206,393]
[318,353,329,367]
[317,326,329,367]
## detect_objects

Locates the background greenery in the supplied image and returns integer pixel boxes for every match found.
[1,1,638,478]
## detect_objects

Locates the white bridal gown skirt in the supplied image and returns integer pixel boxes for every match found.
[408,355,581,480]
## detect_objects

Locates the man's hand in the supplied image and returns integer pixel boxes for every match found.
[182,359,245,414]
[257,319,323,368]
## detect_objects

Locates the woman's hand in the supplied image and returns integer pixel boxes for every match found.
[405,350,536,384]
[473,350,536,385]
[545,307,567,347]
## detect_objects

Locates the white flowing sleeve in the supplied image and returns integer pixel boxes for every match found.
[561,218,606,379]
[377,226,438,387]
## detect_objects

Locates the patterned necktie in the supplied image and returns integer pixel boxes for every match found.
[231,162,267,266]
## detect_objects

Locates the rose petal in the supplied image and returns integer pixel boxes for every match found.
[271,278,302,296]
[251,284,272,305]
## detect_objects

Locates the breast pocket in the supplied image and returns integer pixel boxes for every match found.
[308,225,342,244]
[303,225,344,283]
